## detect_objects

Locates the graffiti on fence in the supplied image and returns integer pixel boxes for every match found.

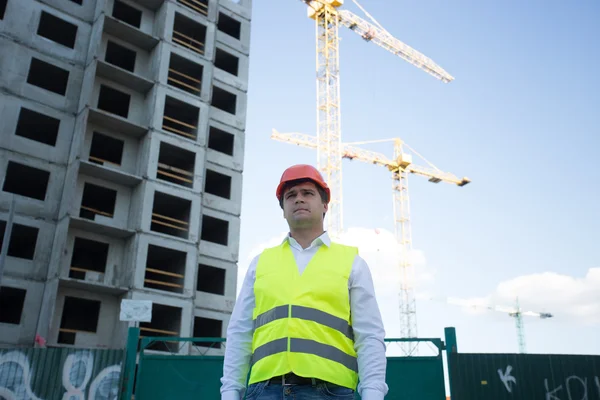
[544,374,600,400]
[449,353,600,400]
[496,363,600,399]
[0,349,122,400]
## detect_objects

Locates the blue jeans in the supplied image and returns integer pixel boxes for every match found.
[245,380,355,400]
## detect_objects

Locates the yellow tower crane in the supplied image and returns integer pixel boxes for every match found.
[291,0,454,239]
[271,130,470,355]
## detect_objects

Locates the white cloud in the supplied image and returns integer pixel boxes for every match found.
[337,227,437,353]
[445,268,600,325]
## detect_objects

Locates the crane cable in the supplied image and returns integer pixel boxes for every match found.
[351,0,389,34]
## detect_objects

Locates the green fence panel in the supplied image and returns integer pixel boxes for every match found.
[449,352,600,400]
[136,354,225,399]
[0,347,124,400]
[134,337,227,400]
[133,336,447,400]
[368,355,446,400]
[355,338,446,400]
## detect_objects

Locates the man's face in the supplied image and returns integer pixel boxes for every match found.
[282,181,328,229]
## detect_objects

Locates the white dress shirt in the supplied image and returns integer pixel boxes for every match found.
[220,232,389,400]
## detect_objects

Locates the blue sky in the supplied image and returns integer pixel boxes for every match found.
[234,0,600,357]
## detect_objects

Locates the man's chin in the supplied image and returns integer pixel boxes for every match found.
[290,216,316,227]
[292,216,311,223]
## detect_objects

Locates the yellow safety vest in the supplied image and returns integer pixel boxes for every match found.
[248,240,359,389]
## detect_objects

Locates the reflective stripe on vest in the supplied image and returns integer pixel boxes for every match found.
[248,241,359,389]
[253,305,355,341]
[252,337,358,373]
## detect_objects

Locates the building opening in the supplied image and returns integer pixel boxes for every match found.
[0,0,6,20]
[197,263,225,295]
[211,86,237,115]
[2,161,50,201]
[144,244,186,294]
[140,303,182,352]
[172,12,207,55]
[15,108,60,147]
[217,12,241,40]
[204,169,232,199]
[37,11,78,49]
[215,47,239,76]
[105,40,137,72]
[0,221,38,260]
[162,96,199,140]
[193,316,223,349]
[167,53,203,97]
[176,0,208,16]
[208,126,234,156]
[157,141,195,188]
[201,215,228,246]
[112,0,142,28]
[57,296,101,344]
[89,132,124,166]
[79,182,117,220]
[27,58,70,96]
[97,84,131,118]
[0,287,26,325]
[69,237,109,280]
[151,191,191,239]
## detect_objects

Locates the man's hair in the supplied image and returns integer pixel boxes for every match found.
[279,178,329,209]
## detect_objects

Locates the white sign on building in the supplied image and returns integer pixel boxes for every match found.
[120,299,153,322]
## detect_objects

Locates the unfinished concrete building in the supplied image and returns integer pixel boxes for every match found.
[0,0,251,355]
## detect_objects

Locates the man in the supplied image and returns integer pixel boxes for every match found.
[220,164,388,400]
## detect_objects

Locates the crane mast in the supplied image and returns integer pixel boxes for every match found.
[392,140,418,354]
[315,3,344,238]
[513,297,526,353]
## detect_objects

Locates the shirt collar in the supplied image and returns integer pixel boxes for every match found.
[283,231,331,249]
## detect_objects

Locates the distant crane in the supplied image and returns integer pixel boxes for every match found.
[272,130,469,355]
[444,296,553,353]
[287,0,454,239]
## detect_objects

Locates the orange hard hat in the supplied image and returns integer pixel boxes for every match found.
[276,164,330,203]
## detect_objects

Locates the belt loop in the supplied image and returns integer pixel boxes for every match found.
[311,378,316,387]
